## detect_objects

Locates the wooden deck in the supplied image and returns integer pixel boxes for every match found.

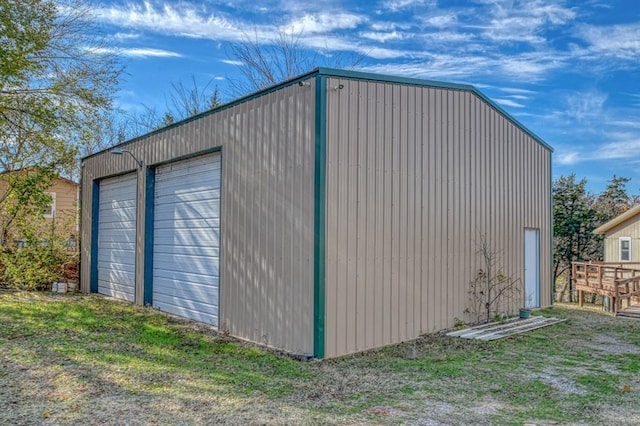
[618,303,640,319]
[572,262,640,314]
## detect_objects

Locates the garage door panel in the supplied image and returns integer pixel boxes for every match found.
[153,227,219,244]
[98,210,136,221]
[153,243,218,257]
[154,218,219,230]
[153,280,219,305]
[154,209,219,223]
[155,185,220,200]
[153,153,220,327]
[96,240,136,249]
[153,294,218,316]
[155,159,219,174]
[98,282,135,301]
[98,173,137,302]
[98,274,135,289]
[98,220,137,230]
[97,229,137,241]
[156,164,220,181]
[97,270,134,282]
[153,235,218,249]
[152,300,218,326]
[154,199,220,219]
[97,257,135,270]
[153,270,218,287]
[154,252,219,272]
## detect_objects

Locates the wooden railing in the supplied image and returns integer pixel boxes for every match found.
[572,262,640,313]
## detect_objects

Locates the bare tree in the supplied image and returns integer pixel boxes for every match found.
[466,234,522,324]
[166,76,222,119]
[227,29,364,95]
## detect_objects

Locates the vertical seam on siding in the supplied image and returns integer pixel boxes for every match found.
[314,76,327,358]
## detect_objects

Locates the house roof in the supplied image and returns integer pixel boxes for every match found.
[594,204,640,235]
[82,67,553,162]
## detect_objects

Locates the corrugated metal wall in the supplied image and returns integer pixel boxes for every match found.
[81,80,316,355]
[603,217,640,262]
[323,78,551,358]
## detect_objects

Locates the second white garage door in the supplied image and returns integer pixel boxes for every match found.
[152,153,221,326]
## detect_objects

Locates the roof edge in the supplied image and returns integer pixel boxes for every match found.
[594,204,640,235]
[84,66,553,161]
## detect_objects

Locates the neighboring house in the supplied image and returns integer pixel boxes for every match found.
[80,68,552,359]
[594,205,640,262]
[0,171,79,249]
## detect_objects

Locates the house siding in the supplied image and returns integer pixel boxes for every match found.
[323,78,552,357]
[0,176,78,241]
[602,215,640,263]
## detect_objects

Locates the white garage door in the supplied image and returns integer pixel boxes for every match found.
[98,173,137,301]
[153,153,221,326]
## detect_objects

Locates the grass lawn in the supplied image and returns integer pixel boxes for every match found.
[1,291,639,425]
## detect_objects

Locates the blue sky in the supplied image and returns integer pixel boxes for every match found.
[91,0,640,193]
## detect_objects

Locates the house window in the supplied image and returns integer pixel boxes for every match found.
[619,237,631,262]
[44,192,56,218]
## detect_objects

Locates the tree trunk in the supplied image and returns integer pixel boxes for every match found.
[568,269,574,303]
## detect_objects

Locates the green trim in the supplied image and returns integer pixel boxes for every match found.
[313,76,327,359]
[316,67,475,91]
[90,180,100,293]
[143,166,155,305]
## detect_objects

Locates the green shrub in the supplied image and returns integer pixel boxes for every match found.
[0,238,72,290]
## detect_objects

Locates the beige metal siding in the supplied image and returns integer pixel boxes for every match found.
[602,216,640,262]
[81,81,316,355]
[324,78,551,358]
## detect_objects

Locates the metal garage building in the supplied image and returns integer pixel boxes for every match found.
[80,68,552,359]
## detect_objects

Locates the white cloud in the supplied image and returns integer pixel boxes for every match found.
[361,48,565,82]
[424,13,457,28]
[94,1,254,42]
[301,35,411,59]
[360,31,406,43]
[381,0,432,12]
[494,98,525,108]
[112,32,140,41]
[220,59,244,66]
[577,23,640,59]
[421,31,474,43]
[499,87,537,95]
[554,133,640,165]
[480,0,576,44]
[592,135,640,160]
[87,47,183,58]
[565,91,607,121]
[285,12,366,35]
[555,151,580,165]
